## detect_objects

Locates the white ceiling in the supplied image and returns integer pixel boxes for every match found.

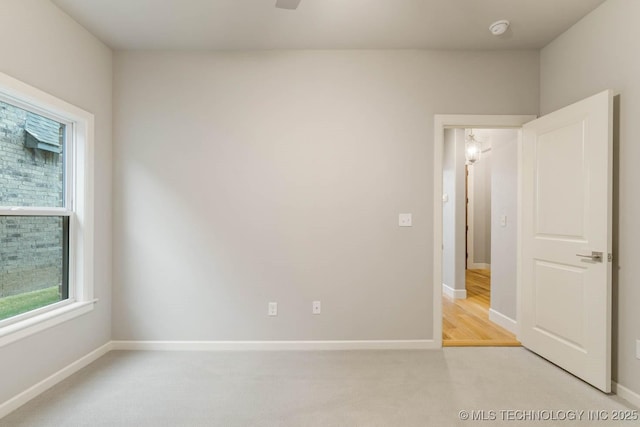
[51,0,606,51]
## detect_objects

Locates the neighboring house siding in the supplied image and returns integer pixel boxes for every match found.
[0,101,63,298]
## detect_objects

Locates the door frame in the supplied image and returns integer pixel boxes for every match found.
[466,141,494,270]
[432,114,536,347]
[466,163,475,269]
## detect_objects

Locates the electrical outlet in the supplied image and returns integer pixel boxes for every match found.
[399,213,412,227]
[636,340,640,360]
[268,302,277,316]
[312,301,321,315]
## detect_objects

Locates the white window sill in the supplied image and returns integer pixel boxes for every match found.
[0,300,97,348]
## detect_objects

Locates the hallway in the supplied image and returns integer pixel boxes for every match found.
[443,269,520,346]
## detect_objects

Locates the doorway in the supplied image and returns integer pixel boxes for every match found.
[433,115,535,345]
[441,127,520,346]
[434,92,614,393]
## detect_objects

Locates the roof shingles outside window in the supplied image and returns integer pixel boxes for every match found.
[24,113,63,153]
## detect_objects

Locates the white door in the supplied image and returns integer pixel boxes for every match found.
[520,90,613,392]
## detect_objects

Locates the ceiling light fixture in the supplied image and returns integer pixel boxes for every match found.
[489,20,510,36]
[465,131,482,165]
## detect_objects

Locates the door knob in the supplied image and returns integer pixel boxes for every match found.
[576,251,603,262]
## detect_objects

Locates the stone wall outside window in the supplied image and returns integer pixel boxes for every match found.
[0,101,63,298]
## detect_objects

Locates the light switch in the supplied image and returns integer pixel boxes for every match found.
[399,213,412,227]
[500,215,507,227]
[443,193,449,203]
[268,302,277,316]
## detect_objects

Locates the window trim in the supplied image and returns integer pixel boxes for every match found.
[0,71,95,347]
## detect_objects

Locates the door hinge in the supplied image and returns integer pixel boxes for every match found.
[608,253,613,262]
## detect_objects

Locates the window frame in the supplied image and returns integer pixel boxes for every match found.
[0,72,95,347]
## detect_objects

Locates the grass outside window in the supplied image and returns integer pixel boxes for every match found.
[0,286,60,321]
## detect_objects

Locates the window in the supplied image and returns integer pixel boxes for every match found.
[0,72,94,346]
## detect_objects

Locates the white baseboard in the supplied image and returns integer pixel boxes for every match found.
[0,341,112,419]
[489,309,518,335]
[442,283,467,299]
[468,263,491,270]
[110,340,439,351]
[612,382,640,409]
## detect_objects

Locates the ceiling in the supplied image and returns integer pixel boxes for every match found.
[51,0,606,51]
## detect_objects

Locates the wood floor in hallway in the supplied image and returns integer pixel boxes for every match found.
[443,269,520,347]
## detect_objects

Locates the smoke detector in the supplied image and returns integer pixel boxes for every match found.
[489,20,510,36]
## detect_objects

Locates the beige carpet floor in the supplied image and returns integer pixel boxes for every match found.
[0,348,636,426]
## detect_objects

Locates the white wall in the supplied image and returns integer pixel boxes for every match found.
[540,0,640,398]
[442,129,456,289]
[0,0,112,405]
[488,129,519,321]
[442,129,466,294]
[113,50,538,341]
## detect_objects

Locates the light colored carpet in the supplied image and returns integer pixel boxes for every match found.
[0,348,635,426]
